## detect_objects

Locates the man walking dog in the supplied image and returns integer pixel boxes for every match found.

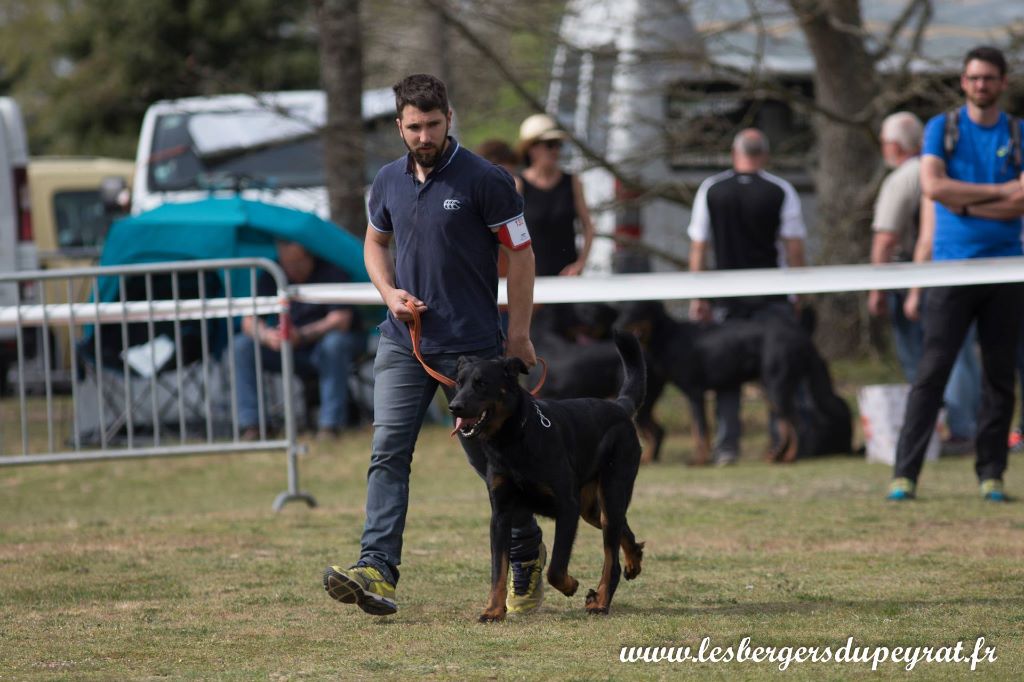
[323,74,545,616]
[888,46,1024,502]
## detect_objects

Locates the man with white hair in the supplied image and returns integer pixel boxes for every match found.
[688,128,807,465]
[869,111,925,338]
[869,112,980,454]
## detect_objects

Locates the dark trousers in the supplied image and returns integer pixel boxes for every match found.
[894,283,1024,483]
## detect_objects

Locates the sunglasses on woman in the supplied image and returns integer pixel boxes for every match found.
[538,139,563,150]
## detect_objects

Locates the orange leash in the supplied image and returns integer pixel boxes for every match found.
[403,300,547,395]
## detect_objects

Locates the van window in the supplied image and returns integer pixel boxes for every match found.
[148,110,407,194]
[53,190,109,249]
[149,112,325,192]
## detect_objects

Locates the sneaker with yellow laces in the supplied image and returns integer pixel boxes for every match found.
[506,543,546,615]
[323,564,397,616]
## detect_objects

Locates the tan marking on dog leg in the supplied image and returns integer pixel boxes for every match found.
[579,482,602,530]
[479,551,509,622]
[621,534,645,580]
[779,419,799,463]
[586,543,615,615]
[547,568,579,597]
[639,427,655,464]
[689,424,711,466]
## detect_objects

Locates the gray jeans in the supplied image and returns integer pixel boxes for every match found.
[357,334,542,585]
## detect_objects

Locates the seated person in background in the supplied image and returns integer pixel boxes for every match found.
[235,241,361,440]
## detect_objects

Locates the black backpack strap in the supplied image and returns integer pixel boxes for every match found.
[943,108,959,161]
[1010,114,1022,173]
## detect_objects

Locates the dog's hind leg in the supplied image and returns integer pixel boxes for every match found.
[584,479,642,579]
[636,403,664,464]
[686,391,712,466]
[587,487,624,615]
[776,418,799,463]
[621,522,645,580]
[587,429,640,614]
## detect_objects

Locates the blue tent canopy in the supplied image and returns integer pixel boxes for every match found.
[98,197,369,301]
[85,197,373,359]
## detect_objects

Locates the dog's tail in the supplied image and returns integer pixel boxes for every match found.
[613,329,646,416]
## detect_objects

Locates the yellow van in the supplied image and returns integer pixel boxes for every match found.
[30,156,134,267]
[27,156,133,378]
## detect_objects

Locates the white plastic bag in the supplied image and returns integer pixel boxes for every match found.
[857,384,940,465]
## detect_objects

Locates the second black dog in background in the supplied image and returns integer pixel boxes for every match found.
[617,300,852,464]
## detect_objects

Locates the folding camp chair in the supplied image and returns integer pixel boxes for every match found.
[74,271,224,446]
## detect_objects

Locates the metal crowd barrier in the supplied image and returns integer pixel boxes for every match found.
[0,258,315,510]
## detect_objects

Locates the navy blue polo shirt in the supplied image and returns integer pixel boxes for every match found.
[368,138,526,353]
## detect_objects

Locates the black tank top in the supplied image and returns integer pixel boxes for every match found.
[522,172,578,276]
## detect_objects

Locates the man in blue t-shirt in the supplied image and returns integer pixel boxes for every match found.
[323,74,544,617]
[889,46,1024,503]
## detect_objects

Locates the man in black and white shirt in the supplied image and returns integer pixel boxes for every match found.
[687,128,807,464]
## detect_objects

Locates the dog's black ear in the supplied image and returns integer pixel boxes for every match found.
[457,355,476,375]
[504,356,529,379]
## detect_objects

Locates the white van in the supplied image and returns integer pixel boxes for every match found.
[548,0,818,274]
[0,97,39,390]
[132,88,405,220]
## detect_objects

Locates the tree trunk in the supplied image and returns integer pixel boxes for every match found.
[790,0,881,355]
[316,0,367,237]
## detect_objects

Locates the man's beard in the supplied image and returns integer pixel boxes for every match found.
[406,125,449,168]
[967,91,998,110]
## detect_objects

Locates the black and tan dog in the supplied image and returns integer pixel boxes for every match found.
[618,300,851,465]
[448,331,646,621]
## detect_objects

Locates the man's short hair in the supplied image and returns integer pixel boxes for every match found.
[732,129,769,157]
[393,74,449,117]
[963,46,1008,76]
[880,112,923,153]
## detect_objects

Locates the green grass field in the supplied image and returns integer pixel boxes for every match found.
[2,365,1023,680]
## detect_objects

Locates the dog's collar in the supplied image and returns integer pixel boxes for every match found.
[518,395,552,431]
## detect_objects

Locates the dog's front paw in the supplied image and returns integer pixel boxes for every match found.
[478,607,506,623]
[548,571,579,597]
[585,589,609,615]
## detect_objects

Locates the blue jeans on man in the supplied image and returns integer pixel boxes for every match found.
[233,329,359,430]
[357,334,542,585]
[888,289,979,439]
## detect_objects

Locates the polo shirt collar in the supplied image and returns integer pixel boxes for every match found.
[404,137,460,178]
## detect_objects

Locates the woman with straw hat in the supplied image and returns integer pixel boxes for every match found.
[517,114,595,277]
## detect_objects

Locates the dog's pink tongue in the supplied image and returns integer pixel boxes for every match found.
[450,416,478,438]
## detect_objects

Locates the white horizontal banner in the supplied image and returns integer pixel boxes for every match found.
[0,296,282,329]
[291,256,1024,306]
[3,257,1023,328]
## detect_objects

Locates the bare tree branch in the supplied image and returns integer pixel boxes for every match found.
[870,0,930,63]
[419,0,658,200]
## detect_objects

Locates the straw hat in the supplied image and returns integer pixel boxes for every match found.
[518,113,568,146]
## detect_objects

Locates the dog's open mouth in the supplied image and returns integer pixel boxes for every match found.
[452,410,489,438]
